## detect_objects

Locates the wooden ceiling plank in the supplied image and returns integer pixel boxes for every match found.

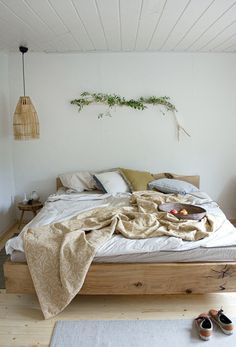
[23,0,68,36]
[148,0,191,51]
[224,42,236,51]
[191,5,236,51]
[118,0,122,50]
[0,19,21,50]
[71,0,107,50]
[0,0,57,45]
[176,0,236,51]
[94,0,109,50]
[0,1,53,51]
[23,0,81,52]
[120,0,143,51]
[46,0,82,52]
[160,0,192,50]
[1,0,236,53]
[162,0,214,51]
[96,0,121,51]
[134,0,144,50]
[199,19,236,51]
[49,0,94,51]
[213,31,236,51]
[135,0,167,51]
[50,32,83,52]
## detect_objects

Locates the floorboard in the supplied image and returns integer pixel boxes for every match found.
[1,290,236,347]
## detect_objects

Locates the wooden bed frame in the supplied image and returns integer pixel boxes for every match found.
[4,175,236,295]
[4,261,236,295]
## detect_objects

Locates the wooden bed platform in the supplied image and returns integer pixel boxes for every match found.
[4,175,236,296]
[4,261,236,295]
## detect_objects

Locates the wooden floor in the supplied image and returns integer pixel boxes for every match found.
[1,291,236,347]
[1,222,236,347]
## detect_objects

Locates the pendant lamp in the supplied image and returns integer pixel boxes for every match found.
[13,46,39,140]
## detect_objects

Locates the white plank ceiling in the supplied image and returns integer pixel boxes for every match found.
[0,0,236,53]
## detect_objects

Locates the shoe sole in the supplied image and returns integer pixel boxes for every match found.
[211,316,233,335]
[195,320,212,341]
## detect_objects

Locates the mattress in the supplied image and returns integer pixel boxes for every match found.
[11,245,236,263]
[6,189,236,263]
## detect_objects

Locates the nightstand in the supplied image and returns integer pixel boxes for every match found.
[17,201,43,230]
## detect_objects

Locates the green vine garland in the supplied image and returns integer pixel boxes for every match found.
[71,92,177,118]
[71,92,190,139]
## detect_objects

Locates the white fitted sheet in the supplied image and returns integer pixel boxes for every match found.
[11,244,236,263]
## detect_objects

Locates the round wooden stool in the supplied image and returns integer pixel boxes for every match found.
[17,201,43,230]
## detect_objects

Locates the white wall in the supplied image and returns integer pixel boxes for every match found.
[0,53,15,234]
[8,52,236,218]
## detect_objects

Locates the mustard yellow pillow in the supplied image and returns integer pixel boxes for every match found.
[120,168,154,191]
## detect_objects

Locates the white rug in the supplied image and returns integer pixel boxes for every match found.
[50,319,236,347]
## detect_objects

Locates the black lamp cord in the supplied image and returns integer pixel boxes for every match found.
[22,52,26,97]
[19,46,28,97]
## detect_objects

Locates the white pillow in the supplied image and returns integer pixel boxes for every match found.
[93,171,130,194]
[59,171,96,192]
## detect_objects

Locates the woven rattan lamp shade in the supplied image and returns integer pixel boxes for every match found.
[13,96,39,140]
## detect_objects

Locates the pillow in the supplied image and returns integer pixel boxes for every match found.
[59,171,96,192]
[152,172,200,188]
[93,175,107,193]
[120,168,154,191]
[148,178,199,195]
[93,171,130,194]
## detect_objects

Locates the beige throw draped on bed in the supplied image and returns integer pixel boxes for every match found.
[23,191,222,319]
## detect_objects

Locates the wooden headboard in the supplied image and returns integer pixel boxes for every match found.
[56,177,63,190]
[56,173,200,190]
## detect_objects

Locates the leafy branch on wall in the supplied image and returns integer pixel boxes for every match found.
[71,92,190,140]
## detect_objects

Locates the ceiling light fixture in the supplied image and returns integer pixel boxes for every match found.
[13,46,39,140]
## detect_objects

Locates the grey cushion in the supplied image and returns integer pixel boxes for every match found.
[148,178,199,195]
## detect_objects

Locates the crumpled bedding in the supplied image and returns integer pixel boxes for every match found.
[23,191,224,319]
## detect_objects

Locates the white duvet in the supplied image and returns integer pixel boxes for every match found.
[6,189,236,258]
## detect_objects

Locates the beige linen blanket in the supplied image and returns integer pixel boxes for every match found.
[24,191,222,319]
